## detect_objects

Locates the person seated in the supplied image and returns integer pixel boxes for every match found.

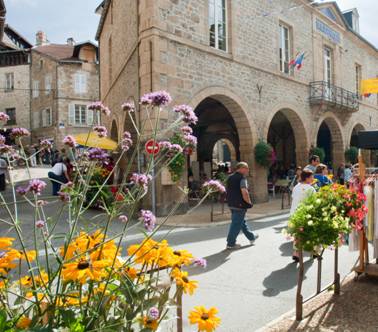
[314,164,332,188]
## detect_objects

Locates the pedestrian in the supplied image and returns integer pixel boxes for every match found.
[337,163,345,185]
[314,164,332,188]
[0,157,8,191]
[48,157,70,196]
[290,169,316,262]
[30,145,37,167]
[289,166,302,190]
[304,155,320,173]
[225,162,258,250]
[344,163,353,186]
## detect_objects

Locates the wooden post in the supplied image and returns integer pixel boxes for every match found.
[334,247,340,295]
[210,200,214,222]
[176,291,183,332]
[358,230,365,271]
[316,256,322,294]
[296,249,304,321]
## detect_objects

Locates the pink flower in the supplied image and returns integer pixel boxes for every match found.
[0,112,10,122]
[40,139,53,150]
[122,101,135,112]
[140,210,156,232]
[16,186,28,196]
[93,125,108,138]
[173,105,198,125]
[121,131,133,151]
[192,258,207,268]
[10,127,30,138]
[119,215,128,223]
[35,220,45,228]
[28,179,47,195]
[140,91,172,107]
[159,141,172,150]
[130,173,152,191]
[148,307,160,320]
[0,144,12,154]
[170,144,183,154]
[63,135,76,148]
[202,180,226,193]
[181,126,193,135]
[88,101,111,116]
[183,134,197,147]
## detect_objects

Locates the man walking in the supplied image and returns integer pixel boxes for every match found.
[226,162,259,249]
[304,155,320,173]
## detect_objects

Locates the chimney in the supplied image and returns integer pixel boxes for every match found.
[67,37,75,46]
[36,31,48,46]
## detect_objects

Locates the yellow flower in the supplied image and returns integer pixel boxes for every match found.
[189,306,221,332]
[20,250,37,262]
[142,316,159,331]
[172,269,198,295]
[62,259,110,284]
[172,249,193,266]
[16,316,32,329]
[124,266,138,280]
[20,271,49,288]
[0,237,15,249]
[26,292,48,302]
[56,293,88,307]
[128,239,174,267]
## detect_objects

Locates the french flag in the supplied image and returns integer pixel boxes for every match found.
[289,52,305,70]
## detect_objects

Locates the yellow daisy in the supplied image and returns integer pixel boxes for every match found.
[189,306,221,332]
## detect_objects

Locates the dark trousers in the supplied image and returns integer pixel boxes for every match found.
[0,174,5,191]
[226,209,255,247]
[48,172,67,196]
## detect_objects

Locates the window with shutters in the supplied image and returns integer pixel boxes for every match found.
[45,75,52,95]
[279,23,292,74]
[74,72,87,94]
[33,80,39,98]
[5,108,16,125]
[33,111,40,129]
[69,104,94,126]
[5,73,14,92]
[42,109,52,127]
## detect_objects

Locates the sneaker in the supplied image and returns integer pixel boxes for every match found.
[250,234,259,245]
[226,244,242,250]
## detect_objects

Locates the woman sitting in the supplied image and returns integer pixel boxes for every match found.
[314,164,332,188]
[48,157,70,195]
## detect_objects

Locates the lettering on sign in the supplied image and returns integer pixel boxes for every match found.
[316,19,341,44]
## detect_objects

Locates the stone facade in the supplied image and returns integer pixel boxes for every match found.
[97,0,378,213]
[30,43,99,149]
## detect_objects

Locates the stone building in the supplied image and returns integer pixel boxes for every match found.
[30,35,99,148]
[0,0,33,143]
[96,0,378,213]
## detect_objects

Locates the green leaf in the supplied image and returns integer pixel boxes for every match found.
[0,309,7,331]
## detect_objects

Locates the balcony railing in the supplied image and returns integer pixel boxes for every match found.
[309,81,359,112]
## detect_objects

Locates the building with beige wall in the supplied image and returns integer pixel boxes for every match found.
[30,37,99,148]
[96,0,378,214]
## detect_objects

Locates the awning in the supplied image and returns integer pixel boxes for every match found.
[73,132,118,150]
[357,131,378,150]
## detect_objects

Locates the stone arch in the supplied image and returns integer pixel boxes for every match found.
[264,106,309,168]
[211,138,238,163]
[315,114,345,168]
[349,123,365,147]
[110,119,118,142]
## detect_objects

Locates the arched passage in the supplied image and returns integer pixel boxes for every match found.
[350,123,365,147]
[212,138,237,165]
[316,117,344,168]
[110,120,118,142]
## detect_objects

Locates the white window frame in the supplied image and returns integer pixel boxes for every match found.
[323,47,332,85]
[5,73,14,92]
[69,104,94,126]
[45,74,52,95]
[279,24,291,74]
[74,72,87,94]
[209,0,227,51]
[33,80,39,98]
[42,108,52,127]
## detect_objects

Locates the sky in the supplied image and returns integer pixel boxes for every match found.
[3,0,378,48]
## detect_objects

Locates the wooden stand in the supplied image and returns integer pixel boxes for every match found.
[353,229,378,279]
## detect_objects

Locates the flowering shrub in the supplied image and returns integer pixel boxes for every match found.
[286,184,367,252]
[0,91,221,331]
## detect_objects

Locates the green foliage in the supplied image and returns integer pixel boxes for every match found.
[254,141,274,167]
[168,134,186,182]
[310,147,326,162]
[345,146,359,164]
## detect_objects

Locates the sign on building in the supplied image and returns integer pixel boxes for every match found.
[316,19,341,44]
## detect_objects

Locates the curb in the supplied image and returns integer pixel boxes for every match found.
[157,209,290,229]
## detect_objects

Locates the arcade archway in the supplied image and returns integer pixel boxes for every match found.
[350,124,365,147]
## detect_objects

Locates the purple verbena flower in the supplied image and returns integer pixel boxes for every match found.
[119,215,128,223]
[88,101,111,116]
[0,135,5,145]
[130,173,152,191]
[183,134,197,147]
[63,135,76,148]
[0,144,12,154]
[16,186,28,196]
[93,125,108,138]
[173,105,198,125]
[122,101,136,112]
[192,258,207,268]
[202,179,226,194]
[158,141,172,150]
[140,210,156,232]
[140,91,172,107]
[181,126,193,135]
[88,148,109,161]
[28,179,47,195]
[0,112,10,122]
[121,131,133,151]
[35,220,45,228]
[170,144,183,154]
[148,307,160,320]
[40,139,53,150]
[10,127,30,138]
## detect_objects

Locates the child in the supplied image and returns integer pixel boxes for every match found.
[314,164,332,188]
[290,169,316,262]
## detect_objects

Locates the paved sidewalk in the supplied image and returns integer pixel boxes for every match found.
[157,198,289,227]
[261,273,378,332]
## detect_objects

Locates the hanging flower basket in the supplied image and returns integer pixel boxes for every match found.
[254,141,274,167]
